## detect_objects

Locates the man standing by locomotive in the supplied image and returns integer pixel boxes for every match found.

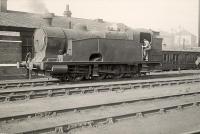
[25,52,33,79]
[195,56,200,69]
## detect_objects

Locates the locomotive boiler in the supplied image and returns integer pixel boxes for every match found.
[18,25,162,81]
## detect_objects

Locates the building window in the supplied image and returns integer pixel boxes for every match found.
[163,54,167,63]
[185,54,189,64]
[176,54,179,64]
[168,54,171,63]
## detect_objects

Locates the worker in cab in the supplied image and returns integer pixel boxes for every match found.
[57,50,64,62]
[142,39,151,61]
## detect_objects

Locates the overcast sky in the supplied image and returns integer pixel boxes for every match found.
[8,0,199,35]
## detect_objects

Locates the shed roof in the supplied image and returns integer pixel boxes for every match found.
[0,10,118,31]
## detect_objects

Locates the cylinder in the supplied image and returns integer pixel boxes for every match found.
[51,65,68,74]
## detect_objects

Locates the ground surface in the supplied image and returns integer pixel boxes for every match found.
[1,70,200,133]
[1,83,200,133]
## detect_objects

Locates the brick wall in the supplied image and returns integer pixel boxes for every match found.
[0,40,26,79]
[0,66,25,76]
[0,40,22,63]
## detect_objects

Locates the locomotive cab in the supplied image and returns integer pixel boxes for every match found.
[139,32,152,61]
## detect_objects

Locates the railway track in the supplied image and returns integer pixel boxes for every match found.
[0,70,199,89]
[1,86,200,133]
[0,77,200,102]
[0,78,59,89]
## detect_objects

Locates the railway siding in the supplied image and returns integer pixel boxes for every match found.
[0,84,199,123]
[0,77,200,102]
[0,72,199,89]
[1,95,200,133]
[0,78,59,89]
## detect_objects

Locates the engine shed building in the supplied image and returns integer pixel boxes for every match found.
[0,0,129,78]
[0,0,128,64]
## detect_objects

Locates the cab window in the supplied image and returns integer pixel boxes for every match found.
[140,32,152,43]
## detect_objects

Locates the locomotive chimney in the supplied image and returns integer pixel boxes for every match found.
[0,0,7,12]
[63,4,72,29]
[63,4,72,18]
[43,13,54,26]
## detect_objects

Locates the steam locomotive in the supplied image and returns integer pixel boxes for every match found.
[18,25,163,81]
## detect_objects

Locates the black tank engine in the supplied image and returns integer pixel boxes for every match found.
[18,26,163,81]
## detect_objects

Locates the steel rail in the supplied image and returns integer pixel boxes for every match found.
[1,89,200,125]
[2,95,200,134]
[0,78,200,102]
[0,71,199,89]
[0,79,59,89]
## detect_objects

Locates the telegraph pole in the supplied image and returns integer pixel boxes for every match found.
[199,0,200,47]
